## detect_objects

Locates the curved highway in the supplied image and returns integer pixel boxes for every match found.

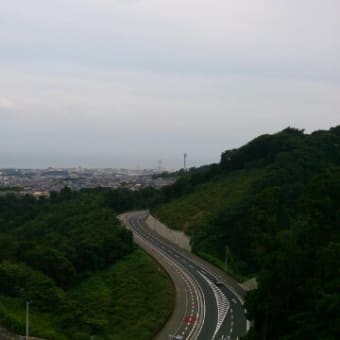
[120,211,248,340]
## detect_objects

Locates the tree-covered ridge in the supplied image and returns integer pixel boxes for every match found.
[192,127,340,274]
[0,189,173,338]
[245,167,340,339]
[153,126,340,271]
[152,126,340,339]
[0,188,134,290]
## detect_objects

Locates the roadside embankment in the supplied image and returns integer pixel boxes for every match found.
[144,212,257,293]
[120,211,257,293]
[144,213,191,252]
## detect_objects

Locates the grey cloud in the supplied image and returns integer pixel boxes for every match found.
[0,0,339,168]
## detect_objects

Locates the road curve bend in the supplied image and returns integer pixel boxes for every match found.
[119,211,248,340]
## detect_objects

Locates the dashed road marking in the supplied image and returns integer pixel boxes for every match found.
[199,272,230,340]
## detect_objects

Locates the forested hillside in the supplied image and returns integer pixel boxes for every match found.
[152,126,340,339]
[0,189,173,339]
[1,126,338,339]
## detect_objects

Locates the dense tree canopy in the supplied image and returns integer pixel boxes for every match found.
[0,189,139,337]
[152,126,340,339]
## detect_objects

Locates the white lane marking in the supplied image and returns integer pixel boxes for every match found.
[126,214,211,340]
[199,272,230,340]
[137,236,204,339]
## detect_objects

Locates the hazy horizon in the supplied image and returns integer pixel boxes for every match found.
[1,1,339,169]
[0,153,204,170]
[1,124,338,170]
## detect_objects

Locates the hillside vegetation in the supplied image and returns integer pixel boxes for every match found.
[154,168,264,233]
[0,189,173,339]
[152,126,340,339]
[1,126,338,339]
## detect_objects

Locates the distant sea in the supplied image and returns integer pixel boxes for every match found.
[0,153,212,170]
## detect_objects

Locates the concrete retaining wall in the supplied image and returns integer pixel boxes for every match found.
[145,214,192,252]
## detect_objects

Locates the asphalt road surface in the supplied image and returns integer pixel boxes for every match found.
[121,211,248,340]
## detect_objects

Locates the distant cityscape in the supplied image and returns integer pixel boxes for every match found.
[0,167,177,197]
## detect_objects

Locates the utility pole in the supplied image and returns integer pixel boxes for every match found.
[26,301,31,340]
[184,153,187,171]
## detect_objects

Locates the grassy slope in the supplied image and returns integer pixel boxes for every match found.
[0,249,174,340]
[153,169,264,234]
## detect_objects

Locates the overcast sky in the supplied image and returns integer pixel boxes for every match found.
[1,0,339,169]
